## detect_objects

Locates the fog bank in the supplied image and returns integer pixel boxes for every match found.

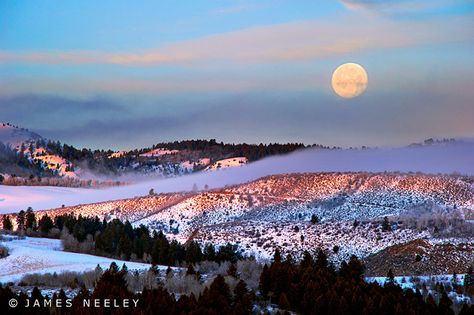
[1,140,473,213]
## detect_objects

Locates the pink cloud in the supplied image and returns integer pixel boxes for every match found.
[0,14,471,67]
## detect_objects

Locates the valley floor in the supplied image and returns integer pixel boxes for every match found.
[0,236,151,284]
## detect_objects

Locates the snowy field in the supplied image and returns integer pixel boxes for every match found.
[0,236,151,284]
[1,140,473,213]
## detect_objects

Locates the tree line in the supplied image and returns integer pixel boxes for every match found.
[258,248,470,315]
[1,211,241,266]
[140,139,310,162]
[2,249,474,314]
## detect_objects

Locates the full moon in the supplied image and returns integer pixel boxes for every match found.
[331,63,368,98]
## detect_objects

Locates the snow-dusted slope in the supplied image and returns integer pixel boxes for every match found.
[205,157,248,170]
[0,123,42,148]
[25,147,77,178]
[2,172,473,270]
[0,122,79,178]
[0,236,151,284]
[129,173,473,239]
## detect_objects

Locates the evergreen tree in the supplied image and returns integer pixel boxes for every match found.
[300,250,314,269]
[382,216,391,231]
[25,207,36,230]
[234,280,253,315]
[315,248,328,270]
[185,240,203,263]
[464,266,474,288]
[227,263,237,278]
[216,243,240,263]
[452,272,458,288]
[38,214,54,235]
[16,210,25,231]
[310,214,319,224]
[2,215,13,230]
[386,268,395,285]
[186,264,196,276]
[204,243,216,261]
[438,291,454,315]
[273,248,282,264]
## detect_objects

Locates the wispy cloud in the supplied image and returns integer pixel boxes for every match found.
[0,71,326,97]
[339,0,469,14]
[0,14,471,67]
[209,3,261,15]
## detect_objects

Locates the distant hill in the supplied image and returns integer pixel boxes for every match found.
[0,122,311,185]
[0,123,43,148]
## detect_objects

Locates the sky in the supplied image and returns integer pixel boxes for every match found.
[0,0,473,150]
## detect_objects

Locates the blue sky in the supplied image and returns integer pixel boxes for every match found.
[0,0,473,149]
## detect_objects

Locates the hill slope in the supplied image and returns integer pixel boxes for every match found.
[10,172,469,269]
[0,123,42,149]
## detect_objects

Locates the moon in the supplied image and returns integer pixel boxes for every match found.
[331,63,368,98]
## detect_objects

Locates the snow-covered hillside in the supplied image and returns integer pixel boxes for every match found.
[0,236,151,284]
[0,123,42,149]
[3,172,468,270]
[0,122,79,178]
[24,147,77,178]
[205,157,248,170]
[35,193,192,226]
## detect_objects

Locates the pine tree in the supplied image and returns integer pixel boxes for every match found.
[185,241,203,263]
[464,266,474,288]
[259,265,271,297]
[452,272,458,288]
[227,263,237,278]
[204,244,216,261]
[234,280,248,303]
[25,207,36,230]
[273,248,282,264]
[382,216,391,231]
[315,249,328,270]
[16,210,25,231]
[438,292,454,315]
[300,251,314,269]
[186,264,196,275]
[310,214,319,224]
[386,268,395,285]
[38,214,54,235]
[2,215,13,230]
